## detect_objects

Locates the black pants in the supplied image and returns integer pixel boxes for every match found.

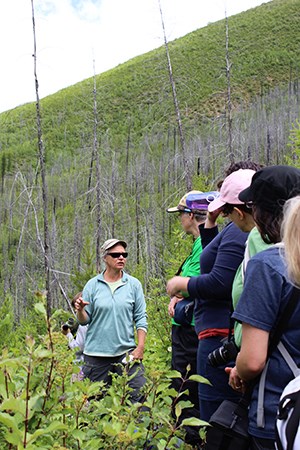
[83,353,146,403]
[249,436,275,449]
[171,324,200,445]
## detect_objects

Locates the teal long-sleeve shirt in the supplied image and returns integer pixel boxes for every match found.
[80,271,148,357]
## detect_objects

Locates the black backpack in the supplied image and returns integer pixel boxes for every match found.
[276,374,300,450]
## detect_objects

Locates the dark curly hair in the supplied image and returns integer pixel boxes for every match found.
[224,161,263,177]
[217,160,263,189]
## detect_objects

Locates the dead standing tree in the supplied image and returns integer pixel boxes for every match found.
[93,59,102,273]
[225,12,234,163]
[31,0,52,317]
[158,0,192,191]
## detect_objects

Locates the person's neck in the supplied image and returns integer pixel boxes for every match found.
[104,268,123,282]
[191,220,205,238]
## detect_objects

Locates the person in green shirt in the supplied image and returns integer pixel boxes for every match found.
[166,190,218,447]
[231,226,270,347]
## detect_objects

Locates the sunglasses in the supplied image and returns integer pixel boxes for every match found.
[107,252,128,258]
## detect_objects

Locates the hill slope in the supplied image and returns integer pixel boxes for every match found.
[1,0,300,145]
[0,0,299,316]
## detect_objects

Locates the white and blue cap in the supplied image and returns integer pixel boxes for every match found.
[167,190,219,213]
[186,191,220,211]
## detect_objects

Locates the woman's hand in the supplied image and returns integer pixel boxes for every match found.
[74,296,89,311]
[205,207,223,228]
[166,276,189,297]
[131,345,144,360]
[225,366,247,393]
[168,295,183,317]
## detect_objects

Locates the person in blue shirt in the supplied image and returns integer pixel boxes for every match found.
[227,166,300,450]
[166,190,216,446]
[167,162,263,423]
[167,193,249,421]
[74,238,147,403]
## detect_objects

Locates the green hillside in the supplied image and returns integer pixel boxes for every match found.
[1,0,300,146]
[0,0,299,316]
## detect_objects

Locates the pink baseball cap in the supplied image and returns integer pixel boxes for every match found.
[208,169,256,212]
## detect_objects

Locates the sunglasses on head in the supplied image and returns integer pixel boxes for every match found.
[107,252,128,258]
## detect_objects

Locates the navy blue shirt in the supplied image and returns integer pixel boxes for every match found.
[233,246,300,440]
[188,222,248,335]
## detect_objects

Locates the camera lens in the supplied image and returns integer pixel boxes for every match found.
[207,346,228,367]
[62,323,69,331]
[207,339,238,367]
[66,317,75,327]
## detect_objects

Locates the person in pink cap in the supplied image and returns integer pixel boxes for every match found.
[167,168,255,423]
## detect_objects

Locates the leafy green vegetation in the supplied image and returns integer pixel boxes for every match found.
[0,299,209,449]
[0,1,299,445]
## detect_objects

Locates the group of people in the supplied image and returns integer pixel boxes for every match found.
[62,162,300,450]
[166,163,300,449]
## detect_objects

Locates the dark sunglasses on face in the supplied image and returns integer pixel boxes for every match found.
[107,252,128,258]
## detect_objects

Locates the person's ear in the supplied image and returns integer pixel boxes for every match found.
[234,207,245,221]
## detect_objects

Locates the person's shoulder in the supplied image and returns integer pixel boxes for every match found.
[248,227,271,255]
[252,244,280,259]
[123,271,143,287]
[84,273,103,288]
[250,244,284,272]
[222,221,248,240]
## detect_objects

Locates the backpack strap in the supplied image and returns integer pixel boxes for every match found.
[241,238,251,284]
[257,360,270,428]
[257,342,300,429]
[175,258,187,276]
[278,341,300,378]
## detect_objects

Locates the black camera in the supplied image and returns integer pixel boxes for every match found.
[62,317,76,331]
[207,337,239,367]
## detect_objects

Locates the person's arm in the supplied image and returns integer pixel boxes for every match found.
[199,224,218,248]
[228,249,283,390]
[131,328,146,360]
[68,325,87,351]
[188,224,247,300]
[74,295,90,324]
[226,323,269,391]
[132,279,148,330]
[166,276,189,297]
[168,294,183,317]
[236,323,269,380]
[131,279,147,359]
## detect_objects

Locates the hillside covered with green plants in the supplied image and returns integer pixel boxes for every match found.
[0,0,300,447]
[0,0,299,317]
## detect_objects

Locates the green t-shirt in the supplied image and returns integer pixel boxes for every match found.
[172,236,202,326]
[232,227,271,347]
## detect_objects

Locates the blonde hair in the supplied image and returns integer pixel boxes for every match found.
[282,196,300,286]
